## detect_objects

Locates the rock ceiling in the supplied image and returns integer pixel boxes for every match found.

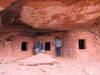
[0,0,100,39]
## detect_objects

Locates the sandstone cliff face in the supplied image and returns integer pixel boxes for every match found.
[0,1,100,75]
[0,0,100,30]
[21,0,100,30]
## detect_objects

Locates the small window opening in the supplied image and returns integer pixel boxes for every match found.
[21,42,27,51]
[45,42,50,51]
[79,39,85,49]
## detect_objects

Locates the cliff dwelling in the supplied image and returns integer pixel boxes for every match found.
[0,0,100,75]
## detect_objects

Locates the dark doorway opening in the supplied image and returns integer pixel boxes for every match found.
[45,42,50,51]
[21,42,27,51]
[79,39,85,49]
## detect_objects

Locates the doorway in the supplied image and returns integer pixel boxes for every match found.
[45,42,50,51]
[21,42,27,51]
[78,39,85,49]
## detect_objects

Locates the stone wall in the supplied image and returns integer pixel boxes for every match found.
[0,35,34,58]
[34,35,57,57]
[0,29,100,61]
[63,28,100,61]
[35,32,64,57]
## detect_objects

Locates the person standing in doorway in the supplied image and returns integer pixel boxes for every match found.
[54,36,62,56]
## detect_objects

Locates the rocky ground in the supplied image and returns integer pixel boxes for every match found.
[0,53,100,75]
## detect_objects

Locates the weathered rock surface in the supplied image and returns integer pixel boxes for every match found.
[18,53,58,66]
[0,54,100,75]
[0,0,100,30]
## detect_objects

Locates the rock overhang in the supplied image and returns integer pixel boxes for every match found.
[0,0,100,31]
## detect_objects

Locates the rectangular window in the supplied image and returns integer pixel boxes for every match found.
[21,42,27,51]
[45,42,50,51]
[79,39,85,49]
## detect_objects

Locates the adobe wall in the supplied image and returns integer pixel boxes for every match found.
[0,35,34,58]
[0,33,63,58]
[1,29,100,61]
[63,29,100,61]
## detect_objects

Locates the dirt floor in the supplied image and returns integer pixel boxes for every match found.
[0,53,100,75]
